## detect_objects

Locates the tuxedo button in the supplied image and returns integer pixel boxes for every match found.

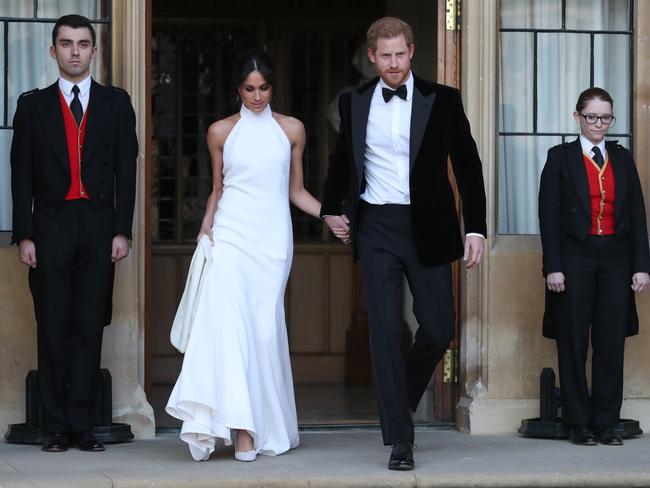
[103,161,109,166]
[99,194,105,200]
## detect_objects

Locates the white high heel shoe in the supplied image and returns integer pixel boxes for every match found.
[234,431,257,462]
[234,449,257,462]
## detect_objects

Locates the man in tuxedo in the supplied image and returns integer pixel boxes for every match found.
[10,14,137,452]
[321,17,486,469]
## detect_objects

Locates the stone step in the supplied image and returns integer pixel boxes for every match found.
[1,430,648,487]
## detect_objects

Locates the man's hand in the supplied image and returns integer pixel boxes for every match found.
[631,272,650,293]
[18,239,37,268]
[324,215,351,244]
[546,272,565,293]
[463,235,484,268]
[111,234,130,262]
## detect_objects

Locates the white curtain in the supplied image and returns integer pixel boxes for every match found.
[498,0,631,234]
[0,0,102,231]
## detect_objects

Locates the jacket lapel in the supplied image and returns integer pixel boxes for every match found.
[567,138,590,217]
[409,77,436,171]
[607,141,626,221]
[350,79,376,184]
[82,80,111,165]
[35,82,69,174]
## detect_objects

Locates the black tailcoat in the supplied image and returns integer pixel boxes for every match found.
[539,138,650,339]
[11,80,137,244]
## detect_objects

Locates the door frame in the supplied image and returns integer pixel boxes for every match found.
[432,0,463,422]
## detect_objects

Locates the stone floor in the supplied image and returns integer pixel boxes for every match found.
[151,384,437,428]
[1,428,649,487]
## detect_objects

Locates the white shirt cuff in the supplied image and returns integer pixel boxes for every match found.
[466,233,486,239]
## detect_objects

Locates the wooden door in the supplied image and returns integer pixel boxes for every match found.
[432,0,463,422]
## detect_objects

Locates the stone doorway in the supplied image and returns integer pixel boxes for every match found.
[146,0,456,430]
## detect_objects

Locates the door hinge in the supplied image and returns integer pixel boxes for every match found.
[446,0,461,31]
[443,348,459,383]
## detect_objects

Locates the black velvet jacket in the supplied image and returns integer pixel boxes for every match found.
[538,138,650,338]
[321,75,487,267]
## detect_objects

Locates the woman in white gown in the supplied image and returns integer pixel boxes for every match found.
[166,51,348,462]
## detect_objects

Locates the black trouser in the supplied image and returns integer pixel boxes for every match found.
[555,235,631,429]
[357,202,453,445]
[29,200,114,434]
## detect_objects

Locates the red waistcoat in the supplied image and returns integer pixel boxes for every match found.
[59,90,89,200]
[583,153,615,235]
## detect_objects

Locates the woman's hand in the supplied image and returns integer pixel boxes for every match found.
[197,226,213,244]
[631,272,650,293]
[324,215,351,244]
[547,272,565,293]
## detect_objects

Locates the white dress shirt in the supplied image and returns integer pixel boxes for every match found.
[58,75,91,113]
[360,73,414,205]
[579,135,606,161]
[359,73,484,239]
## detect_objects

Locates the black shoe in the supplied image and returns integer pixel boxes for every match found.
[597,428,624,446]
[41,432,69,452]
[388,441,414,470]
[568,425,597,446]
[73,431,105,452]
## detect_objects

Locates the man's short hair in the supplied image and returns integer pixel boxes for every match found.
[367,16,414,51]
[52,14,96,46]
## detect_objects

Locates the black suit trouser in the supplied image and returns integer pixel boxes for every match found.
[554,235,630,428]
[29,200,114,433]
[357,202,453,445]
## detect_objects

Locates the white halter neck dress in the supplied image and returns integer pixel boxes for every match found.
[166,103,299,461]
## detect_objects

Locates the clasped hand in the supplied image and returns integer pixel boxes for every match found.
[324,215,351,244]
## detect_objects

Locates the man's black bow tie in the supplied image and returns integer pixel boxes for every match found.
[382,84,407,102]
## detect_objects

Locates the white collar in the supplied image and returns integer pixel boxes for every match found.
[58,75,92,97]
[579,135,606,157]
[377,71,414,101]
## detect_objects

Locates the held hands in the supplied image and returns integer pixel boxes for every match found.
[18,239,37,268]
[546,272,565,293]
[324,215,351,244]
[632,272,650,293]
[463,235,484,268]
[111,235,130,262]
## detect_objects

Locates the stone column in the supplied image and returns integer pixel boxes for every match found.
[103,0,155,438]
[455,0,502,433]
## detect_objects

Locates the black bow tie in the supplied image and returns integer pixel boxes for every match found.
[382,84,407,102]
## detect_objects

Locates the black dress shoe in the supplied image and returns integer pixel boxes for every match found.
[597,428,624,446]
[73,431,105,452]
[388,441,414,470]
[42,432,69,452]
[568,425,597,446]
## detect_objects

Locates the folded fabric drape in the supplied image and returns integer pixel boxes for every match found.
[170,235,213,353]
